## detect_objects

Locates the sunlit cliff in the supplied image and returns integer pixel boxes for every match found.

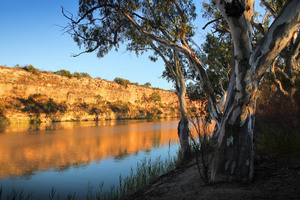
[0,66,183,123]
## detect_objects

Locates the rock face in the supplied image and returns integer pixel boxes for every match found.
[0,66,181,123]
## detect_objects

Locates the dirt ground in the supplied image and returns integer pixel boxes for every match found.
[127,155,300,200]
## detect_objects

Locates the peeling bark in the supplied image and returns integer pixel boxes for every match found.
[178,116,190,161]
[175,51,191,161]
[210,0,300,182]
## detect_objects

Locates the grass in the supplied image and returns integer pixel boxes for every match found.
[86,149,181,200]
[0,147,181,200]
[0,187,34,200]
[256,127,300,156]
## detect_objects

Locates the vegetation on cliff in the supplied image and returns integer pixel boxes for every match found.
[0,65,183,124]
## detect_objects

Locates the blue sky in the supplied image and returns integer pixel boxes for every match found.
[0,1,264,90]
[0,0,201,90]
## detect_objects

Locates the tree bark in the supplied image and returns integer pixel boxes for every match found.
[210,0,300,182]
[149,44,191,161]
[211,81,258,182]
[177,82,190,161]
[175,51,191,162]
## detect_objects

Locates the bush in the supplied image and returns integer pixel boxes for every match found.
[73,72,82,79]
[114,77,131,87]
[149,91,161,102]
[0,103,6,115]
[43,98,59,114]
[54,69,73,78]
[256,128,300,156]
[80,72,91,78]
[108,101,130,114]
[73,72,91,79]
[255,79,300,156]
[23,65,39,74]
[144,82,151,87]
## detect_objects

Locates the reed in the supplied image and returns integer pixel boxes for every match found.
[87,149,181,200]
[0,187,34,200]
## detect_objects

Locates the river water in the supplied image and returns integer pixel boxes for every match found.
[0,119,180,199]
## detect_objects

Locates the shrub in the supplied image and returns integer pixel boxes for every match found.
[157,110,163,115]
[54,69,73,78]
[149,91,161,102]
[256,128,300,156]
[190,117,214,184]
[114,77,131,87]
[73,72,91,79]
[23,65,39,74]
[108,101,130,114]
[80,72,91,78]
[73,72,82,79]
[43,98,59,114]
[144,82,151,87]
[0,103,5,115]
[255,79,300,156]
[94,95,104,105]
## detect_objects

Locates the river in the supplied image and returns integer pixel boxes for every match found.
[0,119,180,199]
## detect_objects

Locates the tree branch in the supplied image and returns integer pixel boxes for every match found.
[270,62,289,96]
[202,18,222,30]
[261,0,276,18]
[252,0,300,79]
[252,21,265,35]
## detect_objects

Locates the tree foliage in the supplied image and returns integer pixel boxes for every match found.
[54,69,73,78]
[114,77,131,87]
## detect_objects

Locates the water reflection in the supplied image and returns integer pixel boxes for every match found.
[0,120,179,180]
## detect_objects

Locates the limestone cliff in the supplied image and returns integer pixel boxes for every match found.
[0,66,181,123]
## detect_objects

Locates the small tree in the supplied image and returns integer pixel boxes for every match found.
[43,98,59,115]
[144,82,151,87]
[114,77,131,87]
[54,69,73,78]
[23,65,39,74]
[149,91,161,103]
[73,72,82,79]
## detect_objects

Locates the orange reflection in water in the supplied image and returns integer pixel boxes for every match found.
[0,120,179,179]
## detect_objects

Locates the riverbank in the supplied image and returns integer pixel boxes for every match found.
[0,66,187,123]
[128,154,300,200]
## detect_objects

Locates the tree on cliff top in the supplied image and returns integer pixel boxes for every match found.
[64,0,300,182]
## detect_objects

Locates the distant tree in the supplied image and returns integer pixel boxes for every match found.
[114,77,131,87]
[54,69,73,78]
[144,82,151,87]
[73,71,92,79]
[80,72,91,78]
[43,98,59,115]
[149,91,161,102]
[23,65,39,74]
[73,72,82,79]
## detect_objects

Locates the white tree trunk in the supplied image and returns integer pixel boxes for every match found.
[210,0,300,182]
[175,50,191,161]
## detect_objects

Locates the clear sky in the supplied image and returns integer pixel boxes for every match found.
[0,0,205,90]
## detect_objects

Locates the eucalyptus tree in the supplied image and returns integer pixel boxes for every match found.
[259,0,300,100]
[64,0,300,182]
[63,0,196,161]
[150,45,192,160]
[127,33,193,160]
